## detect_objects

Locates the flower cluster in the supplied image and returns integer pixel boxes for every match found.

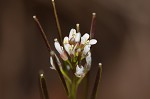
[50,29,97,78]
[33,0,102,98]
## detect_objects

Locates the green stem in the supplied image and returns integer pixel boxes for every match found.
[60,67,72,84]
[66,60,73,69]
[68,77,77,99]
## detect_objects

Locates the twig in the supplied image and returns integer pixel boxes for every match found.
[33,16,52,52]
[51,0,63,43]
[39,71,50,99]
[50,51,69,95]
[86,13,97,99]
[90,63,102,99]
[90,13,96,39]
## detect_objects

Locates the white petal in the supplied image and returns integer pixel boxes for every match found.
[81,37,86,44]
[75,65,85,78]
[89,39,97,45]
[83,45,91,55]
[64,43,71,55]
[63,36,69,44]
[81,33,89,44]
[50,56,56,70]
[54,41,63,54]
[69,29,76,40]
[86,52,91,70]
[82,33,89,40]
[75,33,81,42]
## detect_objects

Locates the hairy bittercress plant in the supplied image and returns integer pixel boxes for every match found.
[33,0,102,99]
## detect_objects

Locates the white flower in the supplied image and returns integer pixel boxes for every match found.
[69,29,76,40]
[63,31,80,56]
[50,56,56,70]
[54,38,68,61]
[64,44,75,56]
[54,28,97,65]
[75,65,85,78]
[54,39,63,54]
[81,33,97,45]
[68,29,81,43]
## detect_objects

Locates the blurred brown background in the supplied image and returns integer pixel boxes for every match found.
[0,0,150,99]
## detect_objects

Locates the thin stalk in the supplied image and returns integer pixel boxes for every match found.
[39,71,49,99]
[90,13,96,39]
[33,16,52,52]
[68,77,77,99]
[85,70,89,98]
[50,51,69,95]
[85,13,97,99]
[66,60,73,69]
[34,15,70,97]
[76,74,87,99]
[60,67,72,84]
[51,0,63,43]
[90,63,102,99]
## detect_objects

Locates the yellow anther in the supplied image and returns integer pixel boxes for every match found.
[85,40,90,45]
